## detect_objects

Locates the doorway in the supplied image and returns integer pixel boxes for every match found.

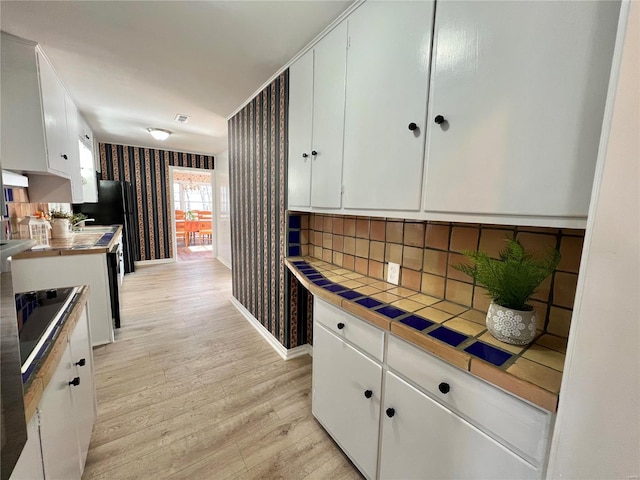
[170,167,215,262]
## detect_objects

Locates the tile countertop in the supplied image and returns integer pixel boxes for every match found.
[286,256,567,413]
[22,285,90,423]
[12,225,123,259]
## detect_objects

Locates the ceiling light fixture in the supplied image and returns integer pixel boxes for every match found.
[147,128,172,141]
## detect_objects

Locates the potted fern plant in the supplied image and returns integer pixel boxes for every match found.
[453,238,560,345]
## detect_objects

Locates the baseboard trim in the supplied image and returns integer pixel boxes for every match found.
[216,256,232,270]
[135,258,174,266]
[230,296,311,361]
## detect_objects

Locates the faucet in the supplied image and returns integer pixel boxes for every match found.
[72,218,95,231]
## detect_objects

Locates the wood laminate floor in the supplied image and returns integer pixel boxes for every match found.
[83,259,362,480]
[176,244,214,262]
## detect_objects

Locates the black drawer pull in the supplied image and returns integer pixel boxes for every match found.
[76,358,86,367]
[337,322,345,330]
[69,377,80,387]
[386,407,395,418]
[438,382,450,394]
[364,390,373,399]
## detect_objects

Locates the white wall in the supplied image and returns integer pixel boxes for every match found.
[215,150,232,269]
[547,2,639,478]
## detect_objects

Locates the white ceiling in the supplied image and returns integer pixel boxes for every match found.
[1,1,352,156]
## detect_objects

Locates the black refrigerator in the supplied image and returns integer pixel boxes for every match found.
[73,180,138,274]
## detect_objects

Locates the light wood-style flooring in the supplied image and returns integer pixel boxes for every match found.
[176,244,214,262]
[83,259,361,480]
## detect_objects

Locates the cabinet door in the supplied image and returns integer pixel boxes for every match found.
[342,0,434,211]
[380,372,538,480]
[39,343,82,480]
[310,21,347,209]
[423,1,619,218]
[312,323,382,479]
[65,94,84,203]
[9,415,44,480]
[37,50,70,176]
[68,307,96,473]
[288,50,314,208]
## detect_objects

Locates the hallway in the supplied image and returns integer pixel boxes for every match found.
[83,259,361,479]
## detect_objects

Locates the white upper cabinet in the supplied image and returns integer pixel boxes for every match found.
[1,35,50,174]
[38,49,74,177]
[423,1,620,221]
[310,21,348,209]
[342,0,435,212]
[65,94,83,203]
[287,50,314,208]
[1,33,90,203]
[287,21,348,210]
[78,116,99,204]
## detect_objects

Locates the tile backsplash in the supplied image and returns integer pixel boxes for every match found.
[290,212,584,338]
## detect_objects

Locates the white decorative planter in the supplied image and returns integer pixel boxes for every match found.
[486,301,537,345]
[51,218,71,239]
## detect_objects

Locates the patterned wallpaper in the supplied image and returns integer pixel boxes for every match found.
[99,143,215,261]
[228,70,310,349]
[297,213,584,338]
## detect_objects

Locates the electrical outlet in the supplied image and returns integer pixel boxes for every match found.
[387,262,400,285]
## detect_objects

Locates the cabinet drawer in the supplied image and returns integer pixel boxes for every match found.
[387,335,552,467]
[314,298,385,361]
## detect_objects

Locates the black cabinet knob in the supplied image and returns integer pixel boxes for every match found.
[438,382,450,394]
[337,322,345,330]
[302,152,309,158]
[61,154,68,160]
[434,115,445,125]
[364,390,373,399]
[69,377,80,387]
[386,407,395,418]
[76,358,86,367]
[85,134,90,140]
[311,150,318,156]
[408,122,418,131]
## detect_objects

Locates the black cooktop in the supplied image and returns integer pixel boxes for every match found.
[16,287,78,382]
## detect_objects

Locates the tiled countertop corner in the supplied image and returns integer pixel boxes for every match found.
[286,256,567,413]
[12,225,123,259]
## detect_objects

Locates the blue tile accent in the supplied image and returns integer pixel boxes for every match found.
[338,290,363,300]
[376,305,406,319]
[312,278,331,286]
[323,284,348,293]
[464,341,512,367]
[288,230,300,244]
[428,326,468,347]
[95,232,115,246]
[292,261,307,266]
[288,246,300,257]
[298,268,318,275]
[399,315,434,331]
[355,297,383,309]
[289,215,301,229]
[305,274,323,280]
[298,268,320,277]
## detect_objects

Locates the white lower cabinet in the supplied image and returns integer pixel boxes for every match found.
[313,323,382,479]
[10,306,95,480]
[9,416,45,480]
[39,342,83,480]
[379,372,537,480]
[68,308,97,472]
[311,298,552,480]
